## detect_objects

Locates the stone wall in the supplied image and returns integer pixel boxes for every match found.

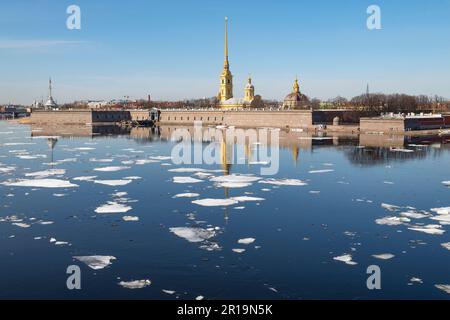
[360,118,405,133]
[31,111,93,125]
[159,110,313,129]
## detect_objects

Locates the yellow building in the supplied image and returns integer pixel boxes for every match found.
[282,78,310,110]
[217,17,263,109]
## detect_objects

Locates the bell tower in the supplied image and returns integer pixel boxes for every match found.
[218,17,233,103]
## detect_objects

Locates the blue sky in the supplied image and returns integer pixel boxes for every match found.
[1,0,449,104]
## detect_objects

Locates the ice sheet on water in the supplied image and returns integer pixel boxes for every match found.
[94,179,132,186]
[173,193,200,198]
[258,178,307,186]
[400,210,430,219]
[94,166,130,172]
[74,256,116,270]
[122,216,139,222]
[238,238,256,245]
[232,249,246,254]
[210,174,261,184]
[89,158,114,163]
[1,179,78,188]
[73,176,97,181]
[408,224,445,235]
[192,198,239,207]
[333,254,357,265]
[431,207,450,215]
[308,169,335,174]
[95,202,132,214]
[149,156,172,161]
[169,227,216,243]
[441,242,450,251]
[25,169,66,178]
[231,196,265,202]
[12,222,31,228]
[118,279,151,289]
[372,253,395,260]
[435,284,450,294]
[441,181,450,187]
[376,216,410,226]
[173,176,203,184]
[215,182,252,188]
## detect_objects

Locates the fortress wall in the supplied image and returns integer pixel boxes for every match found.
[31,111,93,125]
[360,118,405,133]
[159,110,313,129]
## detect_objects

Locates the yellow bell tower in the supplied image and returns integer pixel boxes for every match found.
[218,17,233,103]
[244,76,255,102]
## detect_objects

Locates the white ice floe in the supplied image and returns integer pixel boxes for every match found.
[123,176,142,180]
[400,210,430,219]
[333,254,357,265]
[173,176,203,184]
[149,156,172,161]
[431,207,450,215]
[441,242,450,251]
[12,222,31,228]
[25,169,66,178]
[162,290,176,295]
[122,216,139,222]
[238,238,256,245]
[258,178,307,186]
[94,166,130,172]
[196,296,205,301]
[74,256,116,270]
[173,193,200,198]
[89,158,114,163]
[210,174,261,184]
[442,181,450,187]
[135,159,158,165]
[215,182,252,188]
[230,196,265,202]
[17,155,47,160]
[1,179,78,188]
[435,284,450,294]
[118,279,151,289]
[169,227,216,243]
[308,169,335,174]
[73,176,97,181]
[410,277,423,284]
[0,166,16,173]
[95,202,132,214]
[94,179,132,186]
[430,215,450,224]
[192,198,239,207]
[372,253,395,260]
[381,203,402,212]
[408,224,445,235]
[232,248,246,254]
[375,216,410,226]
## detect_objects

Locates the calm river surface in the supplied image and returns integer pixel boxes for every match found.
[1,121,450,299]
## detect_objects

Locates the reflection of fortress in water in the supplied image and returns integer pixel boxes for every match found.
[31,124,450,166]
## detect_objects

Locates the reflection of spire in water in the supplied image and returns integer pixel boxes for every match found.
[292,144,299,166]
[220,137,232,175]
[244,140,252,165]
[47,137,58,165]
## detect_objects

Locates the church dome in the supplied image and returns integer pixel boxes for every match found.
[282,78,309,110]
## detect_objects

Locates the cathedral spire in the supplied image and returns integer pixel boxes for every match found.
[224,17,229,68]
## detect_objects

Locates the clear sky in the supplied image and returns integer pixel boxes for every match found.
[1,0,449,104]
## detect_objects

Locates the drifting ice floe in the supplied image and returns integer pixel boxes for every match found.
[376,216,410,226]
[94,166,130,172]
[308,169,335,174]
[95,202,132,214]
[149,156,172,161]
[118,279,151,289]
[333,254,357,265]
[192,198,239,207]
[169,227,216,243]
[122,216,139,222]
[215,182,252,188]
[442,181,450,187]
[173,193,200,198]
[238,238,256,245]
[232,249,246,254]
[431,207,450,215]
[25,169,66,178]
[372,253,395,260]
[94,179,132,187]
[173,176,203,184]
[89,158,114,163]
[258,178,307,186]
[73,176,97,181]
[74,256,116,270]
[12,222,31,228]
[435,284,450,294]
[390,148,414,153]
[0,166,16,173]
[1,179,78,188]
[441,242,450,251]
[381,203,403,212]
[230,196,265,202]
[408,225,445,235]
[210,174,261,184]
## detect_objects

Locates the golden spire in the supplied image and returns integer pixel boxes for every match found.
[293,77,300,93]
[224,17,229,68]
